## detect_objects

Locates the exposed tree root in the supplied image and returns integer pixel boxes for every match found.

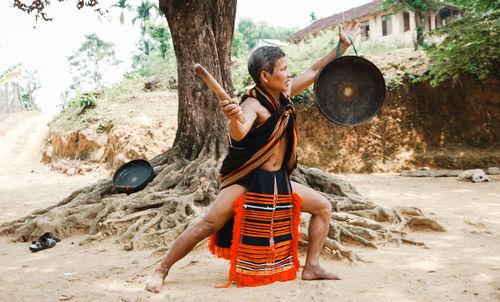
[407,216,447,232]
[0,152,442,263]
[291,166,436,260]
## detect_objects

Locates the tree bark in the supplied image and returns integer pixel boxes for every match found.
[157,0,236,162]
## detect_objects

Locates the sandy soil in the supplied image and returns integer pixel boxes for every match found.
[0,112,499,302]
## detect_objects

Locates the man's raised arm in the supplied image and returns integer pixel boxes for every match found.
[289,20,361,98]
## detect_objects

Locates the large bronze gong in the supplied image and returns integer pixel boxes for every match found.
[313,55,386,126]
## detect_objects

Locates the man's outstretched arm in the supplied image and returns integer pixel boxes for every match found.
[288,20,361,98]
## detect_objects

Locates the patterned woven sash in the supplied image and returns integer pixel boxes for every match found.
[219,86,298,189]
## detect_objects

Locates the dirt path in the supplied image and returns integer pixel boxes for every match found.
[0,112,499,302]
[0,111,52,167]
[0,111,107,224]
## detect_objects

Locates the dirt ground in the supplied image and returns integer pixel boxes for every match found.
[1,112,499,302]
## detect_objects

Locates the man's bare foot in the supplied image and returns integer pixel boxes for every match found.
[302,264,342,280]
[145,270,167,293]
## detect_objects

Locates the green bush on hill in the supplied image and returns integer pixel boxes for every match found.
[422,11,500,86]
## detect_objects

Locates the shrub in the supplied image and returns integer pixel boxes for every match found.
[421,11,500,86]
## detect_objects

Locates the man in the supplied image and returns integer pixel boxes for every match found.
[146,20,361,292]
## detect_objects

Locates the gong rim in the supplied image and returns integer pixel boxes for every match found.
[313,55,386,126]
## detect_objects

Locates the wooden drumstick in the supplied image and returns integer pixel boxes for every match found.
[193,63,246,125]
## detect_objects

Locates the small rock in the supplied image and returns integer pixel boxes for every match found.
[132,260,138,264]
[487,167,500,175]
[123,242,132,251]
[473,292,479,296]
[144,76,161,90]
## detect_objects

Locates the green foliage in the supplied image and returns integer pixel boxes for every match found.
[380,0,499,85]
[232,18,298,55]
[129,17,176,82]
[67,33,121,90]
[232,30,248,58]
[231,52,254,97]
[131,35,177,80]
[78,93,96,109]
[54,91,99,131]
[147,21,172,59]
[105,13,175,100]
[421,11,500,86]
[110,0,132,25]
[132,0,156,35]
[381,0,440,13]
[19,68,42,111]
[309,12,317,23]
[283,30,339,104]
[104,71,149,100]
[1,63,41,111]
[284,30,337,78]
[60,91,96,112]
[452,0,500,15]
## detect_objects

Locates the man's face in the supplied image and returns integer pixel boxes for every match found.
[265,57,291,93]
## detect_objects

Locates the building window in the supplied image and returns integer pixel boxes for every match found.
[403,12,410,32]
[361,20,370,38]
[382,14,392,36]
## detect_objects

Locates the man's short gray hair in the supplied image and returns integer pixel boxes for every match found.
[248,46,285,86]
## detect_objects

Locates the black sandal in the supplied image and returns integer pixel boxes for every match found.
[29,240,44,252]
[29,232,60,253]
[39,236,56,249]
[39,232,61,242]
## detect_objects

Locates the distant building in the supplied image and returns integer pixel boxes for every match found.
[285,0,464,44]
[250,39,285,53]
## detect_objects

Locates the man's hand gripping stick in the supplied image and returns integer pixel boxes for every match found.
[193,63,246,125]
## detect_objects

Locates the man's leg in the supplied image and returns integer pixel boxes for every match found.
[291,181,341,280]
[146,184,247,293]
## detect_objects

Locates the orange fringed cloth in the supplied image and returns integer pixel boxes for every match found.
[209,167,302,287]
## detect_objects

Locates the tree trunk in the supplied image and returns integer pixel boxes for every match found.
[156,0,235,162]
[414,12,424,50]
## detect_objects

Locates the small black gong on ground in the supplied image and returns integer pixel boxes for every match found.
[113,159,155,194]
[313,55,386,126]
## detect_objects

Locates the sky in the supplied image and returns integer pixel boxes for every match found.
[0,0,372,113]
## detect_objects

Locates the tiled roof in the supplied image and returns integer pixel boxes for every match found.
[284,0,384,42]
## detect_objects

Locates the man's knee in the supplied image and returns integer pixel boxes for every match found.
[315,197,332,219]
